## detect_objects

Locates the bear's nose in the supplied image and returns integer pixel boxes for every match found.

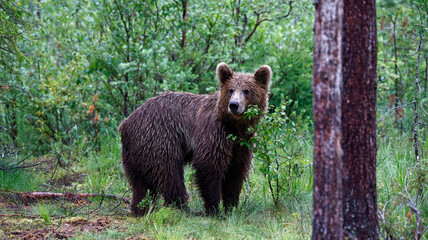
[229,102,239,112]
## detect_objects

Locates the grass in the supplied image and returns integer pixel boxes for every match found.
[0,168,44,192]
[376,125,428,239]
[67,201,312,239]
[0,119,426,239]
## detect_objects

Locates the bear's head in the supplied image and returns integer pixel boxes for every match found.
[216,62,271,123]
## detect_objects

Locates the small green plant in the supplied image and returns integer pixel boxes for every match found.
[137,190,154,211]
[36,203,52,224]
[245,102,310,207]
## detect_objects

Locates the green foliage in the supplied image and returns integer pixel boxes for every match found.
[377,0,428,129]
[0,0,30,70]
[1,0,315,156]
[245,102,312,207]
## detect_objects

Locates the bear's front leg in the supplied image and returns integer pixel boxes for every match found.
[194,166,222,216]
[222,146,252,213]
[221,167,246,213]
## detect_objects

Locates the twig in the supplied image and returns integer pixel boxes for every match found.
[112,190,130,211]
[396,166,426,239]
[54,204,86,221]
[244,177,251,218]
[90,193,105,214]
[376,101,415,124]
[243,1,294,45]
[378,197,396,239]
[0,148,43,171]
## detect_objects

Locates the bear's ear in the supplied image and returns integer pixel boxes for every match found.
[254,65,272,89]
[216,62,233,84]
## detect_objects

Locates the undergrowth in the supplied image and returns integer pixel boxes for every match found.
[0,111,426,239]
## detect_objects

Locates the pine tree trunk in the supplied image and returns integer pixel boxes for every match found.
[312,0,344,239]
[341,0,378,239]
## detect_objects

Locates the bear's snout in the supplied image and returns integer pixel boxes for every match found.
[228,91,246,115]
[229,102,240,112]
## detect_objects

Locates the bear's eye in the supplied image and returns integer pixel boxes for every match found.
[228,89,235,95]
[243,89,250,96]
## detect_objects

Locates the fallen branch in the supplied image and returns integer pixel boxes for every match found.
[3,192,130,204]
[0,213,39,218]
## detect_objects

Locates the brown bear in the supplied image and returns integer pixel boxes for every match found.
[119,62,271,216]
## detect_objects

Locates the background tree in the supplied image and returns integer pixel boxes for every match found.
[341,0,378,239]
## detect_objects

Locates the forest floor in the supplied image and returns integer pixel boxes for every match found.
[0,213,127,239]
[0,159,313,240]
[0,180,135,239]
[0,194,312,239]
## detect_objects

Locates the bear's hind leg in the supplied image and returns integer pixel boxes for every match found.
[161,164,189,209]
[194,167,222,216]
[130,181,158,216]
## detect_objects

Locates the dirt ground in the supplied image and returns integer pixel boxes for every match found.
[0,196,141,239]
[1,215,113,239]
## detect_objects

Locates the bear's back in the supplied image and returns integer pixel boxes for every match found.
[118,91,218,150]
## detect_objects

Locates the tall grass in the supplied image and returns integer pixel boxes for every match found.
[0,168,43,191]
[376,126,428,239]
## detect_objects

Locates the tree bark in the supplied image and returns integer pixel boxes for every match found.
[312,0,344,239]
[341,0,378,239]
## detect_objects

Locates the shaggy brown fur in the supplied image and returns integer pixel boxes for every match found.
[119,62,271,216]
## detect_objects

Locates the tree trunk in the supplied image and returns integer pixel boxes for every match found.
[341,0,378,239]
[5,98,17,145]
[181,0,187,49]
[424,57,427,92]
[412,28,423,164]
[391,17,400,111]
[312,0,344,239]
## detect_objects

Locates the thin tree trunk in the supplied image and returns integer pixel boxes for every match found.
[5,99,17,145]
[424,57,427,93]
[181,0,187,49]
[413,30,423,164]
[341,0,378,239]
[392,17,400,110]
[36,0,41,25]
[312,0,344,238]
[391,17,403,127]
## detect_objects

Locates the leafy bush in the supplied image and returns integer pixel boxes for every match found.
[244,102,311,207]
